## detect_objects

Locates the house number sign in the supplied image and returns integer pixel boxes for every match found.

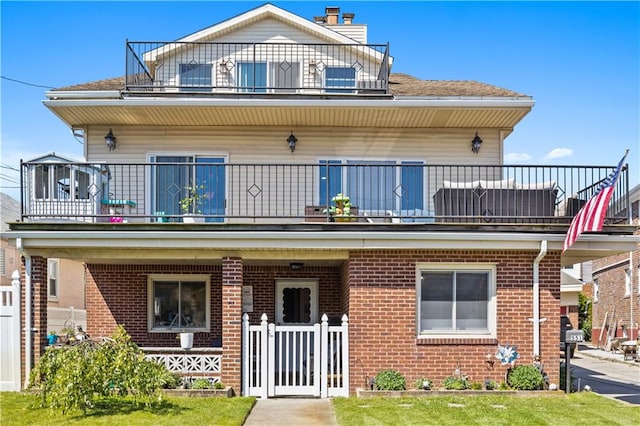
[242,286,254,313]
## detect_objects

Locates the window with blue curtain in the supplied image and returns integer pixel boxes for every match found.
[179,64,212,92]
[401,161,424,211]
[319,160,342,206]
[325,67,356,93]
[319,160,424,214]
[237,62,267,92]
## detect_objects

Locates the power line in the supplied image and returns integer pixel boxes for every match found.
[1,75,55,89]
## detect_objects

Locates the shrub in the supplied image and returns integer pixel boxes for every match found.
[470,381,483,390]
[442,375,470,390]
[374,370,406,391]
[29,325,168,415]
[484,379,498,390]
[191,378,211,389]
[508,365,544,390]
[214,381,225,389]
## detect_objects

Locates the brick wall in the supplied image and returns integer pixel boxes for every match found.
[347,249,561,392]
[221,257,242,392]
[85,264,222,347]
[591,204,639,342]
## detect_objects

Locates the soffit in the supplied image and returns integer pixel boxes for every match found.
[45,104,531,129]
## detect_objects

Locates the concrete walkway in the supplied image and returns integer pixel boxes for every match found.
[577,343,640,366]
[244,398,338,426]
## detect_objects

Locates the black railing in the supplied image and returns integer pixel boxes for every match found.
[20,162,631,225]
[125,41,390,94]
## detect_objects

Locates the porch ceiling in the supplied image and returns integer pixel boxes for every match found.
[8,225,638,267]
[43,100,532,130]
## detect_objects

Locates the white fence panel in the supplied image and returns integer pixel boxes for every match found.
[0,274,21,391]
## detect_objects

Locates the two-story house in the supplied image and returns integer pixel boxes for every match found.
[6,4,637,396]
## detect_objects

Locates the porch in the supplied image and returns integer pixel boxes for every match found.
[19,162,632,225]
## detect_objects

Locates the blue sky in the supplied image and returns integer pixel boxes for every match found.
[1,1,638,198]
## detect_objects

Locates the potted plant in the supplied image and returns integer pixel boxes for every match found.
[47,330,58,346]
[179,183,207,223]
[324,193,355,222]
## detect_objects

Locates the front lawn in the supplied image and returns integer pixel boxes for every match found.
[333,392,640,425]
[0,392,255,426]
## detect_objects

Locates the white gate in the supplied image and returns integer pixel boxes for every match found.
[0,272,21,391]
[242,313,349,398]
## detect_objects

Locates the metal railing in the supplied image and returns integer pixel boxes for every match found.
[20,161,631,225]
[125,41,390,94]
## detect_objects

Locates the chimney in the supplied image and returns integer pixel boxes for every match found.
[342,13,354,25]
[313,16,327,24]
[325,6,340,25]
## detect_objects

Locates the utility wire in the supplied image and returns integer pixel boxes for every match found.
[1,75,55,89]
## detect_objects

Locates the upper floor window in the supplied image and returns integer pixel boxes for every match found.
[417,264,496,337]
[179,63,212,92]
[593,278,599,302]
[48,259,59,301]
[325,67,356,93]
[148,274,210,332]
[319,160,425,215]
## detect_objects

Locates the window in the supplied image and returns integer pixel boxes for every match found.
[325,67,356,93]
[148,274,210,332]
[150,155,225,222]
[48,259,59,300]
[417,264,496,337]
[179,63,212,92]
[318,160,425,214]
[624,269,631,297]
[237,62,267,93]
[593,278,599,302]
[33,164,92,200]
[270,61,300,93]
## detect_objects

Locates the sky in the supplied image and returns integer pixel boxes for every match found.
[1,1,639,199]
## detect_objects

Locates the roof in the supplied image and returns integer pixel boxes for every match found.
[52,73,527,98]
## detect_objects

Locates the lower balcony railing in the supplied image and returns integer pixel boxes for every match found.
[20,162,631,225]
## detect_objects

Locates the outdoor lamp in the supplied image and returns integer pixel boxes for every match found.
[471,131,483,154]
[104,129,117,151]
[287,132,298,153]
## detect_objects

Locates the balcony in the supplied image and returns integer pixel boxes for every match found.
[125,41,390,95]
[19,162,631,226]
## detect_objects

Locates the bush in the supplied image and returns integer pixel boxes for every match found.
[375,370,406,391]
[214,381,225,389]
[507,365,544,390]
[191,378,211,389]
[442,375,470,390]
[29,325,169,415]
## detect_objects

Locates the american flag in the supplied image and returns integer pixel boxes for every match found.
[563,151,628,252]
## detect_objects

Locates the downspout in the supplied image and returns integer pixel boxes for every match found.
[630,252,634,339]
[16,238,32,388]
[532,240,548,357]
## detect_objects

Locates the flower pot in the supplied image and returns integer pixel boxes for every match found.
[183,214,205,223]
[47,334,58,345]
[180,332,194,350]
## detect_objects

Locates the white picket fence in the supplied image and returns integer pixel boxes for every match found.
[0,275,21,391]
[242,313,349,398]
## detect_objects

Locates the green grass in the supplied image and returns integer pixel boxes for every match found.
[332,393,640,426]
[0,392,255,426]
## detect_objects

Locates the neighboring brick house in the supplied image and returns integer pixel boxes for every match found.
[591,184,640,344]
[5,4,637,396]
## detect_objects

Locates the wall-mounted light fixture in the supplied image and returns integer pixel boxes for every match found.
[471,131,483,154]
[287,132,298,153]
[289,262,304,270]
[104,129,117,151]
[309,60,317,74]
[219,59,234,74]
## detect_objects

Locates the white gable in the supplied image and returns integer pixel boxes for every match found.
[178,3,361,45]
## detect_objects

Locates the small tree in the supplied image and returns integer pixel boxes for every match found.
[578,292,592,342]
[29,325,171,415]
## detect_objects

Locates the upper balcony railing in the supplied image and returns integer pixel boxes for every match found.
[19,162,631,226]
[125,41,390,95]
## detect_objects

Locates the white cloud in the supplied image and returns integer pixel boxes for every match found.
[505,152,531,163]
[543,148,573,161]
